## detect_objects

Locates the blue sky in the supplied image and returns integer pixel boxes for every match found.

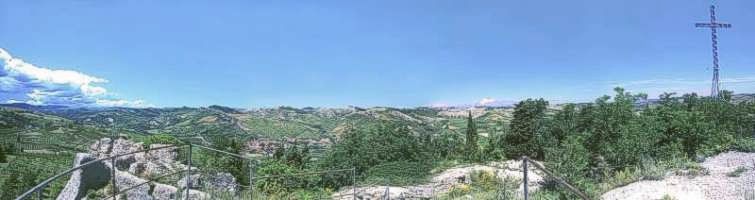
[1,0,753,108]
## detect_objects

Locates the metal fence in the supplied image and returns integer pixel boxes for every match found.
[13,140,358,200]
[334,158,592,200]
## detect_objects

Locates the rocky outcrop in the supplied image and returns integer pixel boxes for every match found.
[90,138,142,170]
[178,172,238,194]
[602,151,755,200]
[152,183,178,200]
[113,170,153,200]
[129,144,184,178]
[57,153,111,200]
[57,138,237,200]
[332,160,544,200]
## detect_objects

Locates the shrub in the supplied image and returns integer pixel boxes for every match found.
[731,138,755,152]
[602,167,641,189]
[141,134,183,148]
[726,166,748,177]
[470,170,500,190]
[447,184,471,197]
[363,161,430,186]
[255,160,299,194]
[640,158,667,181]
[661,194,677,200]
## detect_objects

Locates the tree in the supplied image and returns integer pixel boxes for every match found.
[208,137,249,187]
[544,134,591,197]
[255,160,297,194]
[0,170,21,200]
[550,104,578,144]
[319,121,427,188]
[0,144,6,163]
[465,111,479,161]
[504,98,549,159]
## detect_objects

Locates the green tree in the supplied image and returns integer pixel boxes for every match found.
[544,134,591,197]
[255,160,298,194]
[0,170,21,200]
[465,111,479,161]
[504,98,549,159]
[0,144,7,163]
[319,121,427,188]
[550,104,578,144]
[208,137,249,188]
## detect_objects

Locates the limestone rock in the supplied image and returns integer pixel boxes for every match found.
[152,183,178,200]
[178,173,238,193]
[57,153,110,200]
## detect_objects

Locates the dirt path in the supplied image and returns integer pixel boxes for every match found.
[602,151,755,200]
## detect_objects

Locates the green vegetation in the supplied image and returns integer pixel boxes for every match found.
[140,134,184,148]
[1,89,754,199]
[0,152,73,199]
[726,166,748,177]
[503,98,548,159]
[465,112,479,161]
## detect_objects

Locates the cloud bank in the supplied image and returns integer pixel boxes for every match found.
[0,48,148,107]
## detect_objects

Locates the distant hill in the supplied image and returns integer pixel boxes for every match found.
[3,92,751,146]
[0,103,515,145]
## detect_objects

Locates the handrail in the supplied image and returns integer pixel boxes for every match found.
[105,169,188,199]
[522,156,592,200]
[192,144,253,160]
[15,144,186,200]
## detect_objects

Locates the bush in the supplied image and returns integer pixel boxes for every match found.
[469,170,500,190]
[726,166,748,177]
[639,159,667,181]
[141,134,183,148]
[446,184,471,197]
[661,194,678,200]
[731,138,755,152]
[255,160,299,194]
[363,161,430,186]
[601,167,641,190]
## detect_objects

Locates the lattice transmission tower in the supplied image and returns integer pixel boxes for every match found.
[695,2,731,98]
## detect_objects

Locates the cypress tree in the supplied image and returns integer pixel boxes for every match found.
[0,145,6,163]
[465,111,478,161]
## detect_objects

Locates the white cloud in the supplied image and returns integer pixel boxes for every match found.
[0,48,148,107]
[477,97,497,106]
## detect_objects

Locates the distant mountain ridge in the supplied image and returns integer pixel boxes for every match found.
[2,92,752,144]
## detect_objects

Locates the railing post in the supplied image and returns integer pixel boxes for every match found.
[111,156,117,199]
[248,160,254,200]
[37,186,43,200]
[523,157,529,200]
[185,143,192,200]
[352,168,356,200]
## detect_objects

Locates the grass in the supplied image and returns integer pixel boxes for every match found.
[438,170,522,200]
[0,152,75,199]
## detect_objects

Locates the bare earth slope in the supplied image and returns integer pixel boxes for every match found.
[602,151,755,200]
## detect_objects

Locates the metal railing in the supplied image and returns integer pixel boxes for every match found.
[521,156,591,200]
[15,141,358,200]
[15,144,185,200]
[14,142,261,200]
